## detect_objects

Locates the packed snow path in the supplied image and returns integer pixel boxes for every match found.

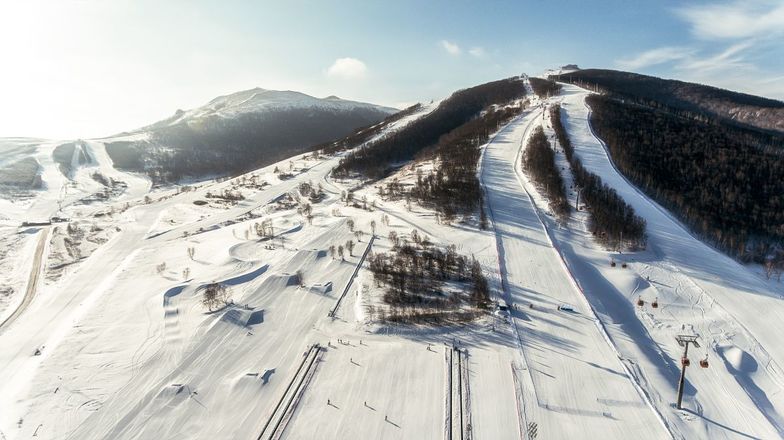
[0,226,49,332]
[550,83,784,438]
[480,109,666,439]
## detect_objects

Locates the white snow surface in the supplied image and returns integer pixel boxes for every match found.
[0,80,782,440]
[153,88,399,128]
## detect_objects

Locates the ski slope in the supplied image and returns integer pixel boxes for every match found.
[480,109,667,439]
[543,83,784,438]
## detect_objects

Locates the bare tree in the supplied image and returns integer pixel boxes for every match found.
[202,282,231,311]
[765,259,775,279]
[187,246,195,260]
[338,245,345,260]
[346,218,355,232]
[156,262,167,275]
[183,267,190,280]
[346,240,355,256]
[370,220,377,236]
[388,231,399,247]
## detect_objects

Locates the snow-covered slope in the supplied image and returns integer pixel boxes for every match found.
[100,88,399,184]
[0,102,437,440]
[146,88,398,130]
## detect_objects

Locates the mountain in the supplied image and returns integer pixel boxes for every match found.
[550,68,784,134]
[103,88,399,184]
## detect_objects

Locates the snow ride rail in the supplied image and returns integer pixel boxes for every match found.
[446,345,470,440]
[257,343,322,440]
[328,235,375,317]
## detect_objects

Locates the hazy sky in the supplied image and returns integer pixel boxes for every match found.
[1,0,783,139]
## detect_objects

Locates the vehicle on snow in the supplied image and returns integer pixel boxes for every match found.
[557,303,575,312]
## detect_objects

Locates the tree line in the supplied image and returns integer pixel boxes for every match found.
[551,104,647,249]
[368,231,490,312]
[585,94,784,261]
[550,69,784,135]
[523,126,570,221]
[408,105,523,226]
[317,104,423,155]
[106,107,391,185]
[333,77,527,179]
[529,77,561,98]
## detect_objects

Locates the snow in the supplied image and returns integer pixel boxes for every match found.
[1,77,782,440]
[515,81,784,438]
[0,102,442,440]
[155,88,399,128]
[479,108,667,439]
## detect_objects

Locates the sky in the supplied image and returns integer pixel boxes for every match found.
[1,0,783,139]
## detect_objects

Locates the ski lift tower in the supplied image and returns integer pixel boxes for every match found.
[675,334,700,409]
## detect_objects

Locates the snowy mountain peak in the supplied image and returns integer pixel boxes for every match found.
[164,87,397,127]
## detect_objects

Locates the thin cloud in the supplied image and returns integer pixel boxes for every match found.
[616,46,692,70]
[676,0,784,40]
[678,41,754,72]
[439,40,461,55]
[326,57,368,80]
[616,42,783,99]
[468,47,486,58]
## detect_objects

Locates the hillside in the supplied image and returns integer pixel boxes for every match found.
[103,88,398,184]
[585,94,784,261]
[550,69,784,134]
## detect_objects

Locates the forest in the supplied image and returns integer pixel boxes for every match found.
[523,126,569,221]
[106,106,392,185]
[367,230,490,324]
[317,104,423,155]
[332,77,527,179]
[585,94,784,261]
[551,69,784,134]
[407,104,523,225]
[550,104,647,249]
[529,77,561,98]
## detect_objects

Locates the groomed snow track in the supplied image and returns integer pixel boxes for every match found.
[478,102,668,439]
